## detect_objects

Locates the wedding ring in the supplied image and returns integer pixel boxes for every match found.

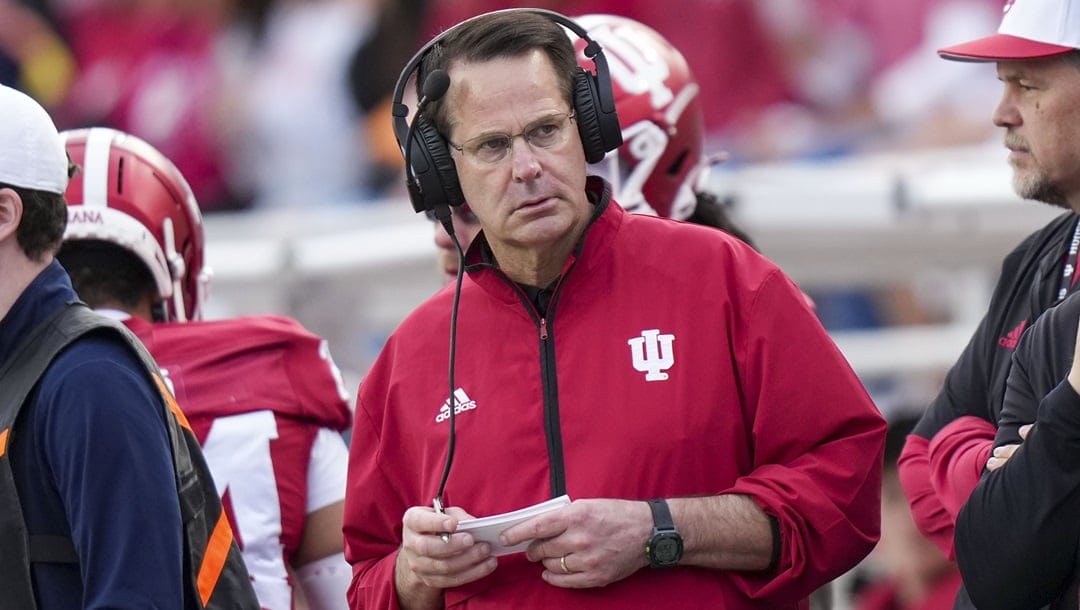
[559,555,569,574]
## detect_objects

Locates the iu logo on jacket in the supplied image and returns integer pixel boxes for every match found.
[628,329,675,381]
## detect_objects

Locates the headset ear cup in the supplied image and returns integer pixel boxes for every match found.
[414,116,465,209]
[572,69,609,164]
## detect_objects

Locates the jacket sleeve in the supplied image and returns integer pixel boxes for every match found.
[40,339,185,608]
[927,417,995,522]
[899,308,999,558]
[956,294,1080,609]
[344,374,408,610]
[897,434,955,559]
[725,269,887,603]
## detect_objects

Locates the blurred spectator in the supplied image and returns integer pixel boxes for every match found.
[744,0,1002,160]
[49,0,242,210]
[217,0,376,209]
[0,0,75,107]
[852,413,961,610]
[863,0,1003,151]
[346,0,426,195]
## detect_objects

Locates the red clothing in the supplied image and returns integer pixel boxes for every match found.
[55,3,231,209]
[896,418,995,560]
[344,186,885,608]
[854,569,962,610]
[124,315,352,609]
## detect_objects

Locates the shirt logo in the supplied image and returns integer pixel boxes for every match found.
[435,388,477,423]
[998,320,1028,350]
[628,329,675,381]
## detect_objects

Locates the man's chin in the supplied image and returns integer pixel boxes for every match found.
[1014,174,1070,209]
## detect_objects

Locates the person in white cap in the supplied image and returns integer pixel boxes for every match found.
[894,0,1080,608]
[0,84,190,608]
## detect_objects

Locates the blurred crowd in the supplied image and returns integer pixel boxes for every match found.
[1,0,1005,214]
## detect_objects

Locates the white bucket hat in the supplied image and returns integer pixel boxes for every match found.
[939,0,1080,61]
[0,85,68,194]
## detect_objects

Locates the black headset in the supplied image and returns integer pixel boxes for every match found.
[390,8,623,215]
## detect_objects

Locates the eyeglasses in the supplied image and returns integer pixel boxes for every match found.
[424,204,479,224]
[448,111,576,166]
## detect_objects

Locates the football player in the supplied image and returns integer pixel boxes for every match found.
[57,127,353,610]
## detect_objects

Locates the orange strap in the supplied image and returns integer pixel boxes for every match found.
[196,511,235,606]
[152,374,192,432]
[0,428,8,458]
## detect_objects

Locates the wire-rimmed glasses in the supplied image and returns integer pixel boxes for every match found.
[448,111,576,166]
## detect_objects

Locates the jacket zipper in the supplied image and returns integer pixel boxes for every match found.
[506,278,567,498]
[538,312,565,497]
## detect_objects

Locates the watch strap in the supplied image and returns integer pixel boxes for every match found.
[647,498,675,531]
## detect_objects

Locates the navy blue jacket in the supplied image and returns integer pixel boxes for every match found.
[1,261,183,609]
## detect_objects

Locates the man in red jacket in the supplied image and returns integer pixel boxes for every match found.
[344,9,885,609]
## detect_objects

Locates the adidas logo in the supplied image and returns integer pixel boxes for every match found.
[435,388,477,423]
[998,320,1028,349]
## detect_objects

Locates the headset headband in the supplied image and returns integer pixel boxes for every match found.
[390,8,616,154]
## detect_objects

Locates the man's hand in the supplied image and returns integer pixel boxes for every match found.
[395,505,497,609]
[986,424,1033,471]
[500,499,652,589]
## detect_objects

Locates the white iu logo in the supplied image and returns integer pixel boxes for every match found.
[627,329,675,381]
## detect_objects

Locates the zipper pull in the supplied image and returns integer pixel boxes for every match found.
[540,317,548,341]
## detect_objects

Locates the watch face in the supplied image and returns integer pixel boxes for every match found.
[655,537,680,561]
[649,531,683,567]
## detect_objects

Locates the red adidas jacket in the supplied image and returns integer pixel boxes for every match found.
[345,189,885,609]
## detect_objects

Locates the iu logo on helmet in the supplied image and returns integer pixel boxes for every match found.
[628,329,675,381]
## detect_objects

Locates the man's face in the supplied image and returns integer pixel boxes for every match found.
[994,55,1080,210]
[443,50,589,260]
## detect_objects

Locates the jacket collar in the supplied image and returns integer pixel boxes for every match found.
[462,177,625,304]
[0,260,78,368]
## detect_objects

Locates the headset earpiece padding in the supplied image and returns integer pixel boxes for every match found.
[413,115,464,209]
[571,68,609,164]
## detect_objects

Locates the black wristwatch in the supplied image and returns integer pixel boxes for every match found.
[645,499,683,568]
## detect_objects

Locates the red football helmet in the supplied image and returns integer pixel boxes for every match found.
[62,127,210,322]
[573,14,708,220]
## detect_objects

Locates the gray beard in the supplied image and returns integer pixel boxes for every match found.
[1014,169,1070,210]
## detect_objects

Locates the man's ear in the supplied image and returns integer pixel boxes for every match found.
[0,188,23,242]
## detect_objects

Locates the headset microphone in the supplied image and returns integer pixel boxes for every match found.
[403,69,454,232]
[402,69,464,521]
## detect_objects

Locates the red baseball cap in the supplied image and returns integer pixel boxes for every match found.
[939,0,1080,62]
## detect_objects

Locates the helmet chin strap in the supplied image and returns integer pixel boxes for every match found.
[162,217,188,322]
[192,267,212,322]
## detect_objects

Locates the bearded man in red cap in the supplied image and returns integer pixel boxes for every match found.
[897,0,1080,608]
